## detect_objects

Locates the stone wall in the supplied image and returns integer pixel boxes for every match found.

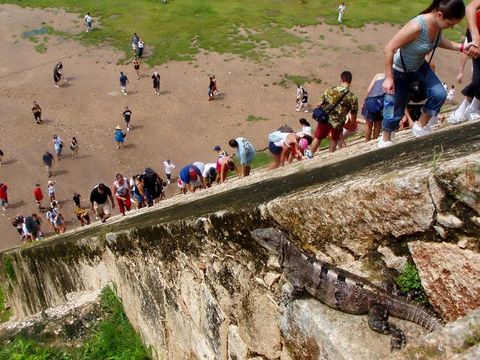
[1,150,479,359]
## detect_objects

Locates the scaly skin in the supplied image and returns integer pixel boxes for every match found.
[251,228,443,350]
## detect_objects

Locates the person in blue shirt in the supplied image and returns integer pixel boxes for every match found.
[119,71,129,95]
[228,137,256,177]
[179,164,205,193]
[114,125,126,149]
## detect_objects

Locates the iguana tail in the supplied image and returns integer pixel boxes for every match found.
[385,296,443,331]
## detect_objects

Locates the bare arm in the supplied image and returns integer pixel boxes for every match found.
[467,0,480,45]
[383,20,421,94]
[457,49,468,83]
[109,193,115,208]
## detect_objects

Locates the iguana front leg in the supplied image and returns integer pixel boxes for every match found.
[281,270,306,306]
[368,305,406,350]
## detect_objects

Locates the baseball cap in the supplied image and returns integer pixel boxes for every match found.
[213,145,221,151]
[189,168,198,180]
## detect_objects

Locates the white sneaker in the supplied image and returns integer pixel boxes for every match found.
[378,137,393,148]
[465,108,480,121]
[412,123,432,137]
[447,112,467,125]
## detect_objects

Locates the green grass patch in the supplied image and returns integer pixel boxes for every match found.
[278,74,322,89]
[35,43,48,53]
[357,44,376,52]
[250,151,271,169]
[0,287,151,359]
[2,0,444,65]
[247,114,268,122]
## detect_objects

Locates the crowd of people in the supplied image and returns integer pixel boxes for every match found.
[3,0,480,243]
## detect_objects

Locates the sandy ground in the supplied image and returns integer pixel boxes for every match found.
[0,4,466,251]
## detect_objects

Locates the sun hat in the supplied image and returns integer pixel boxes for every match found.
[115,125,122,130]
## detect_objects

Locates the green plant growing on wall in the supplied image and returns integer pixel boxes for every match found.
[2,256,16,282]
[431,144,444,173]
[395,263,423,295]
[463,327,480,348]
[0,287,12,323]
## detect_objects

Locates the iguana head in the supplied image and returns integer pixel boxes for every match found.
[250,227,286,254]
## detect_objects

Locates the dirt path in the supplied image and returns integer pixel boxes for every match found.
[0,4,466,250]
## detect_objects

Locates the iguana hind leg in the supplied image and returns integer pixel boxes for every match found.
[368,304,406,351]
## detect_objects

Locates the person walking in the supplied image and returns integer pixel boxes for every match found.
[380,0,475,148]
[52,135,63,161]
[0,182,8,211]
[42,151,54,177]
[90,183,115,223]
[133,57,140,80]
[114,126,126,149]
[208,76,215,101]
[33,184,45,211]
[296,88,309,112]
[163,159,175,184]
[338,2,346,23]
[295,85,305,108]
[31,101,43,124]
[152,71,161,95]
[131,33,140,53]
[0,149,3,166]
[362,73,385,142]
[122,106,132,131]
[119,71,129,95]
[47,180,56,202]
[136,39,144,58]
[449,0,480,123]
[311,71,358,153]
[228,137,256,177]
[84,12,93,32]
[112,173,131,216]
[53,61,64,88]
[70,137,79,159]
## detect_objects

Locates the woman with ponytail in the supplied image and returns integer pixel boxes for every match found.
[379,0,477,148]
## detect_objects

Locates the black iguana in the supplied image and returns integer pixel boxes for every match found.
[251,227,443,350]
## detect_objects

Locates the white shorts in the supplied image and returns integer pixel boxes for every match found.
[94,201,111,216]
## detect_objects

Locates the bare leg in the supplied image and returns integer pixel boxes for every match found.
[372,121,381,139]
[365,121,373,142]
[417,112,433,128]
[310,138,321,154]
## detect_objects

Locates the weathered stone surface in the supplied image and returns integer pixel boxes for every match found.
[377,245,408,272]
[436,212,464,229]
[434,225,448,239]
[389,309,480,360]
[0,290,102,345]
[281,298,426,360]
[237,287,282,359]
[264,272,281,288]
[429,175,446,211]
[265,168,436,258]
[435,160,480,214]
[228,325,248,360]
[409,241,480,321]
[267,256,281,271]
